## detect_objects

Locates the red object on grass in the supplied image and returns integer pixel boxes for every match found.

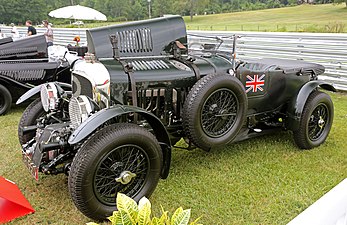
[0,176,35,223]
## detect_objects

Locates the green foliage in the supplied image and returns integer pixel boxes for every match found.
[333,0,347,7]
[0,0,339,24]
[0,0,47,24]
[89,193,201,225]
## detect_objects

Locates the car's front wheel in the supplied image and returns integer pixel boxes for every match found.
[18,98,45,145]
[68,123,162,221]
[293,90,334,149]
[0,84,12,116]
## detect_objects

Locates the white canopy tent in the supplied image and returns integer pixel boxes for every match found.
[48,5,107,21]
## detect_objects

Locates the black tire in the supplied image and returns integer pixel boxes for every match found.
[183,73,247,151]
[0,84,12,115]
[68,123,162,221]
[293,91,334,149]
[18,98,45,145]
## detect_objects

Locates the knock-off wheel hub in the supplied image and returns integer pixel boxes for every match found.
[116,171,137,185]
[318,116,325,129]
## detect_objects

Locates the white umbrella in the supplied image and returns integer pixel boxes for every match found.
[49,5,107,21]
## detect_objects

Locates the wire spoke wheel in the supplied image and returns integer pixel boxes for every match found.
[183,73,247,151]
[201,88,238,138]
[308,104,328,141]
[293,91,333,149]
[93,144,149,205]
[68,123,162,221]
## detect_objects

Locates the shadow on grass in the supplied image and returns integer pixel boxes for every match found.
[170,130,298,171]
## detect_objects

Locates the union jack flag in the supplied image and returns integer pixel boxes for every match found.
[245,74,265,93]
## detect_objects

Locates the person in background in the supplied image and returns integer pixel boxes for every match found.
[0,28,5,38]
[10,23,19,38]
[25,20,36,36]
[42,20,53,46]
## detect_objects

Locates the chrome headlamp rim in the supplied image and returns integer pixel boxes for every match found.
[41,83,59,112]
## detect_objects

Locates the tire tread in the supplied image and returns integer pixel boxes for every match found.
[293,90,333,149]
[68,123,162,221]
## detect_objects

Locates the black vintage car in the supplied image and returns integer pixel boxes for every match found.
[0,35,70,115]
[17,16,335,220]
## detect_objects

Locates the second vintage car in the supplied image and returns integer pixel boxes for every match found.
[17,16,335,220]
[0,35,71,115]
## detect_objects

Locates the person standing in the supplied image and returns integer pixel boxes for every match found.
[10,23,20,38]
[25,20,36,36]
[42,20,53,46]
[0,28,5,38]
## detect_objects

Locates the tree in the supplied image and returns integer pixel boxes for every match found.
[152,0,172,17]
[0,0,46,24]
[186,0,209,21]
[189,0,195,21]
[106,0,128,18]
[127,0,146,20]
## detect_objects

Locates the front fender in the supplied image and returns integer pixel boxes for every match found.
[16,84,42,105]
[16,82,72,105]
[68,105,172,179]
[287,80,336,131]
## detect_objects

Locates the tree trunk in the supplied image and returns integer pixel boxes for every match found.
[190,0,194,22]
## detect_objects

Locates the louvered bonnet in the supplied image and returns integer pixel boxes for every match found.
[0,35,47,59]
[87,15,187,58]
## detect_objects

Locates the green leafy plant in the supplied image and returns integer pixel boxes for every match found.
[87,193,202,225]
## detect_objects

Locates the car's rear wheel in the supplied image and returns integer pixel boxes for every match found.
[183,73,247,151]
[0,84,12,115]
[68,123,162,221]
[18,98,45,145]
[293,90,334,149]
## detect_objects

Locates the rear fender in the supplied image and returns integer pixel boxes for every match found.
[287,80,336,131]
[16,82,72,105]
[68,105,172,179]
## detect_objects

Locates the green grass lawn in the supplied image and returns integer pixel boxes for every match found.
[1,91,347,224]
[60,4,347,32]
[184,4,347,32]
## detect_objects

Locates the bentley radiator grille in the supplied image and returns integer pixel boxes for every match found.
[72,74,93,98]
[69,97,81,128]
